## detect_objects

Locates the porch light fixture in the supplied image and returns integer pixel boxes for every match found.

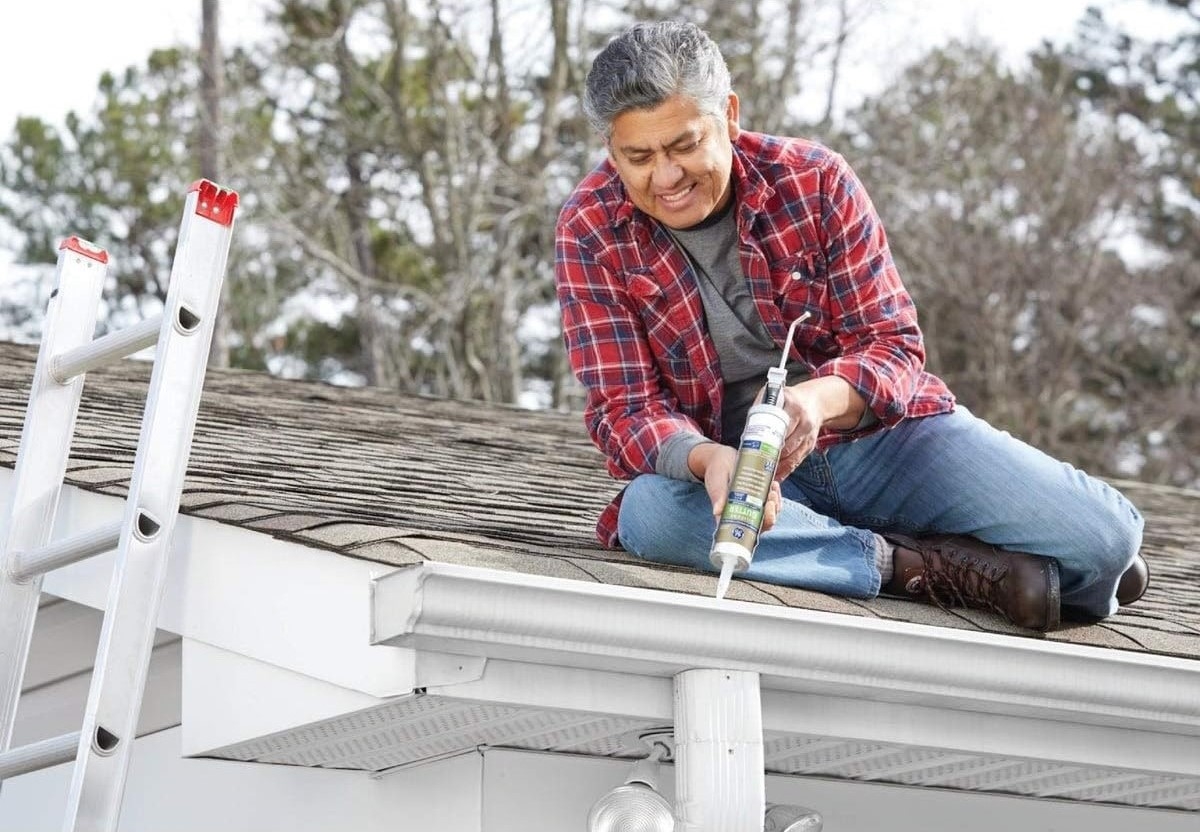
[586,733,675,832]
[764,803,824,831]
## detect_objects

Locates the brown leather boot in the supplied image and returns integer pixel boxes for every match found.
[884,534,1061,631]
[1117,554,1149,606]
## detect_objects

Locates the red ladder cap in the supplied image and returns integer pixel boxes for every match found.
[189,179,240,227]
[59,236,109,264]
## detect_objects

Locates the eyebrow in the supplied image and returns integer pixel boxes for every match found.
[615,127,702,157]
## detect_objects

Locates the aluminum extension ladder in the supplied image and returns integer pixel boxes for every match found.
[0,180,239,831]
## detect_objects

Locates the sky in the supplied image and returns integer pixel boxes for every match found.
[0,0,1161,133]
[0,1,265,132]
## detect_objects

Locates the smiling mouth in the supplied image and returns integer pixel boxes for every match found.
[657,183,696,205]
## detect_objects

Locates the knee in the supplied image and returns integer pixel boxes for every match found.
[616,474,711,562]
[1088,493,1145,579]
[616,475,660,552]
[617,475,678,557]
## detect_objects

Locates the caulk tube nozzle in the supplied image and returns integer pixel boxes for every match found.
[715,555,737,600]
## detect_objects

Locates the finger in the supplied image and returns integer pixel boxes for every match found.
[761,498,776,532]
[761,482,782,532]
[775,448,802,481]
[709,487,726,520]
[773,454,793,482]
[781,429,809,459]
[784,433,817,466]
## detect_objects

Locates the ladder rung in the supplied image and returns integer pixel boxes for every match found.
[50,315,163,383]
[9,521,123,582]
[0,731,80,781]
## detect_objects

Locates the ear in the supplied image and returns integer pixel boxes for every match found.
[725,93,741,140]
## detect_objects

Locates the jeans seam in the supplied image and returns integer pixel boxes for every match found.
[848,525,881,597]
[819,454,844,519]
[843,514,921,537]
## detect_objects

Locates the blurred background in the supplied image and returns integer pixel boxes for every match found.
[0,0,1196,488]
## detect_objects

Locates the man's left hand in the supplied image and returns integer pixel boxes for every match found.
[776,384,823,479]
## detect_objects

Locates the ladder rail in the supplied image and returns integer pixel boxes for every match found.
[0,238,109,755]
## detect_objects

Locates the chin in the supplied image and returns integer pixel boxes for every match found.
[666,208,711,229]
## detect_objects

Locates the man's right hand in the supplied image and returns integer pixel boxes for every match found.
[687,442,782,532]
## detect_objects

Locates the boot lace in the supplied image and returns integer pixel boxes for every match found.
[917,544,1010,618]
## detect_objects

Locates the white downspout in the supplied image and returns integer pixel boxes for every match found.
[673,669,765,830]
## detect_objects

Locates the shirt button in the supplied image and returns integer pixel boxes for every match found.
[790,271,803,280]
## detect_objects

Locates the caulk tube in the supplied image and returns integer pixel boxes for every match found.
[709,311,810,600]
[710,365,789,600]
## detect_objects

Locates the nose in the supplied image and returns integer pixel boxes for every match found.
[652,154,683,188]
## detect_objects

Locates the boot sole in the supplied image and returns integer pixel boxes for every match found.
[1041,558,1062,632]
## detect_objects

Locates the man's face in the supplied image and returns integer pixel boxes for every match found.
[607,93,740,230]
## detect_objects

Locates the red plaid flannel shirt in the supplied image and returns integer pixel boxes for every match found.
[555,132,955,547]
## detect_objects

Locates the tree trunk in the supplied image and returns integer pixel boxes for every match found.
[200,0,231,368]
[334,0,395,388]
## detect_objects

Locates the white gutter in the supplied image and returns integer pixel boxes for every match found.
[371,562,1200,740]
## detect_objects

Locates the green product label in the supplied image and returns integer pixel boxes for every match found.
[724,502,762,525]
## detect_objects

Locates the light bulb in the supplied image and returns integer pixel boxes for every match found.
[586,782,676,832]
[764,803,823,832]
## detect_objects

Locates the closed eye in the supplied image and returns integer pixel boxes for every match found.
[619,131,706,166]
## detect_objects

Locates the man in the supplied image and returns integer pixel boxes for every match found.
[554,20,1147,631]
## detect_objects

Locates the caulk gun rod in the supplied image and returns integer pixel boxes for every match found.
[778,312,812,370]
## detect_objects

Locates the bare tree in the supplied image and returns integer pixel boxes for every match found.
[250,0,590,402]
[631,0,876,134]
[821,0,851,125]
[842,42,1171,480]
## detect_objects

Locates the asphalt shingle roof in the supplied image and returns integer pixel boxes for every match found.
[2,341,1196,657]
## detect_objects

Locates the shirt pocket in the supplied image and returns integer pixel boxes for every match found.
[626,270,692,369]
[771,252,838,358]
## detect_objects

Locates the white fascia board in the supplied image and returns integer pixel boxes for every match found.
[372,563,1200,743]
[423,657,674,722]
[28,478,478,697]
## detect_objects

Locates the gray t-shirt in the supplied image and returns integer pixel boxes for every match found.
[656,198,809,482]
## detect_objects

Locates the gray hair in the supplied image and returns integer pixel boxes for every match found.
[583,21,732,139]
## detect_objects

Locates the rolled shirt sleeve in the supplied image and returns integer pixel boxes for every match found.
[808,153,932,427]
[556,229,705,480]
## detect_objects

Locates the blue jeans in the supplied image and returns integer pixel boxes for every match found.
[617,407,1143,619]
